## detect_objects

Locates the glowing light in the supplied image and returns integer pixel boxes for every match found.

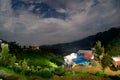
[70,53,77,59]
[64,53,77,61]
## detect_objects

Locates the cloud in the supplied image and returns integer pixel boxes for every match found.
[0,0,120,45]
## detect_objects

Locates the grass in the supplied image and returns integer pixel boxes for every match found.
[0,66,45,80]
[49,75,112,80]
[0,66,26,78]
[28,56,58,67]
[0,66,15,74]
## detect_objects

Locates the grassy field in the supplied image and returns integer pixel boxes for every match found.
[49,75,111,80]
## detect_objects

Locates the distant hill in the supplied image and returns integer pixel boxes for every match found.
[1,27,120,55]
[41,27,120,54]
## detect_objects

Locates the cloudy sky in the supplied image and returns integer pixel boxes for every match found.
[0,0,120,46]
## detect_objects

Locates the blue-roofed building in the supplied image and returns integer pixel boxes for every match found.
[64,49,95,67]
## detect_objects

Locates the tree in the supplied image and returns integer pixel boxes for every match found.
[106,37,120,56]
[101,54,112,71]
[94,41,104,56]
[9,55,16,67]
[21,59,28,74]
[0,43,11,66]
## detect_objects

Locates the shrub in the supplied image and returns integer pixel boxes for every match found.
[64,71,76,76]
[54,67,64,73]
[20,59,29,75]
[12,65,21,73]
[95,71,104,77]
[9,55,16,67]
[54,67,64,76]
[40,70,53,78]
[76,71,90,76]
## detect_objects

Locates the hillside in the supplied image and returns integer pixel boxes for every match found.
[41,27,120,54]
[105,30,120,56]
[1,27,120,56]
[1,27,120,79]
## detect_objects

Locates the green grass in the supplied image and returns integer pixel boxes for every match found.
[28,56,58,67]
[13,50,59,68]
[0,66,15,74]
[0,66,25,77]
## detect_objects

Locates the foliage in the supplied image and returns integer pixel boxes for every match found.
[20,59,29,74]
[95,71,105,77]
[29,57,57,67]
[106,36,120,56]
[64,71,76,76]
[94,41,104,56]
[49,75,111,80]
[40,70,53,78]
[54,67,64,73]
[76,71,90,76]
[50,54,64,66]
[101,54,112,71]
[9,55,16,67]
[109,75,120,80]
[0,43,11,66]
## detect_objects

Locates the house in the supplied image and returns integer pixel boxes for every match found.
[77,50,92,54]
[73,57,89,66]
[64,53,77,64]
[112,57,120,68]
[64,53,77,68]
[31,46,39,50]
[84,53,94,59]
[77,50,94,59]
[64,50,94,67]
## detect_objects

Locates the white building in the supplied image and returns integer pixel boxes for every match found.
[112,57,120,68]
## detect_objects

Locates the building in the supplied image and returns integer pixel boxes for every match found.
[64,53,77,64]
[64,50,94,67]
[31,46,40,50]
[84,53,94,59]
[77,50,93,54]
[64,53,77,68]
[77,50,94,59]
[112,57,120,68]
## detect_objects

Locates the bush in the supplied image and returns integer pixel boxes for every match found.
[64,71,76,76]
[40,70,53,78]
[20,59,29,75]
[54,67,64,73]
[95,71,104,77]
[76,71,90,76]
[54,67,64,76]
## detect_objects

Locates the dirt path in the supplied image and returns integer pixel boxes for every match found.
[65,61,120,75]
[104,67,120,75]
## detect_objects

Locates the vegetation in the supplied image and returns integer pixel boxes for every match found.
[0,42,63,79]
[8,42,64,67]
[101,54,112,71]
[106,35,120,56]
[0,34,120,80]
[0,43,11,66]
[94,41,104,57]
[54,67,64,76]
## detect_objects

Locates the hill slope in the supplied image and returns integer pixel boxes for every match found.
[42,27,120,54]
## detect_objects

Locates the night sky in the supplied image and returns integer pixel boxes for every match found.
[0,0,120,46]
